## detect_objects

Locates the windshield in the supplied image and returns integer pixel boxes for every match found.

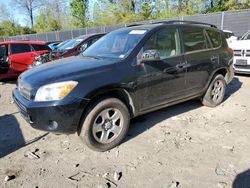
[241,32,250,40]
[83,29,148,59]
[57,36,86,51]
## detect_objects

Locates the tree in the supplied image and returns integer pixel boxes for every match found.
[12,0,40,29]
[70,0,88,28]
[140,1,153,19]
[0,21,17,36]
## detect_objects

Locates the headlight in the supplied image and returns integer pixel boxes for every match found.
[33,56,43,66]
[35,81,78,102]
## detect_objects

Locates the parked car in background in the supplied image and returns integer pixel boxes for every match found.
[223,30,238,44]
[230,30,250,74]
[32,33,105,67]
[53,40,70,50]
[13,21,234,151]
[0,41,51,80]
[46,41,62,51]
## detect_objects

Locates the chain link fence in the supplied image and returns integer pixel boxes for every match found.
[2,9,250,42]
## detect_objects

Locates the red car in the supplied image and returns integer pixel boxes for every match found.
[0,41,51,80]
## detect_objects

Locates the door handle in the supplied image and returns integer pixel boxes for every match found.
[210,55,218,63]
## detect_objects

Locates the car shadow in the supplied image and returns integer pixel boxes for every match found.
[126,99,202,142]
[125,76,242,143]
[232,169,250,188]
[0,113,48,158]
[224,77,243,101]
[0,78,17,85]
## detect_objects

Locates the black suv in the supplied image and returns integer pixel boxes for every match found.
[13,21,234,151]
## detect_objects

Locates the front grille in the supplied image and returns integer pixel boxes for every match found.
[235,65,250,69]
[234,49,250,57]
[18,78,32,100]
[247,50,250,57]
[234,50,242,57]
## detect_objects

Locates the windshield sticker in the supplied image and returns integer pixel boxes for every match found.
[129,30,147,35]
[119,54,125,58]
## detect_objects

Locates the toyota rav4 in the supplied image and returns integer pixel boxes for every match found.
[13,21,234,151]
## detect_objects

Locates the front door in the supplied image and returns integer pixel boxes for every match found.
[137,28,187,111]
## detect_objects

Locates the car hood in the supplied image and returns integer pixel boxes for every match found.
[230,40,250,49]
[20,55,117,88]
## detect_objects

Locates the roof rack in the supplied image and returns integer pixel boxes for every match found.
[153,20,217,28]
[126,20,217,28]
[126,23,146,27]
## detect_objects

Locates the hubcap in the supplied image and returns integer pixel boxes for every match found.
[211,80,224,102]
[92,108,124,144]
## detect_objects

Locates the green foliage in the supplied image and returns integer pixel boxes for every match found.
[70,0,88,28]
[34,13,62,33]
[0,3,35,37]
[34,0,66,33]
[206,0,250,13]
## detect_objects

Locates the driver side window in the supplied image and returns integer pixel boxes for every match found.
[143,28,180,59]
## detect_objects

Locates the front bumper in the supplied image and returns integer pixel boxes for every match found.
[13,88,88,134]
[233,56,250,74]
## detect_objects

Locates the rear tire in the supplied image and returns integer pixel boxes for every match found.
[79,97,130,152]
[201,74,226,107]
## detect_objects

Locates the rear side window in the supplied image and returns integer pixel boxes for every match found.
[207,30,222,48]
[31,44,50,51]
[182,27,208,52]
[11,44,31,54]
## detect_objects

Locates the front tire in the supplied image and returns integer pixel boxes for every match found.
[79,98,130,152]
[201,74,226,107]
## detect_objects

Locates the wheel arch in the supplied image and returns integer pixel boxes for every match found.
[77,87,136,134]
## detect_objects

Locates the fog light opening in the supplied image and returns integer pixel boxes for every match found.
[48,121,58,131]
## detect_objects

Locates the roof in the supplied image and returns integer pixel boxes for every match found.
[123,20,218,31]
[0,41,46,45]
[75,33,106,40]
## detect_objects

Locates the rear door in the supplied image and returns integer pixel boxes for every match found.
[181,26,214,96]
[9,43,33,72]
[137,27,187,110]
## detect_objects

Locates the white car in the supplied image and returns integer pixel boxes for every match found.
[223,30,238,44]
[230,31,250,74]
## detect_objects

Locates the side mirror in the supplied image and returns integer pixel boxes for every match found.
[141,50,161,62]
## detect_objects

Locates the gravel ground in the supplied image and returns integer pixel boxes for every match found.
[0,75,250,188]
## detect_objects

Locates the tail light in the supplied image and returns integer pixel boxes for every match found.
[227,47,234,55]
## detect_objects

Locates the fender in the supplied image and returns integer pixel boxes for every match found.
[84,85,137,117]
